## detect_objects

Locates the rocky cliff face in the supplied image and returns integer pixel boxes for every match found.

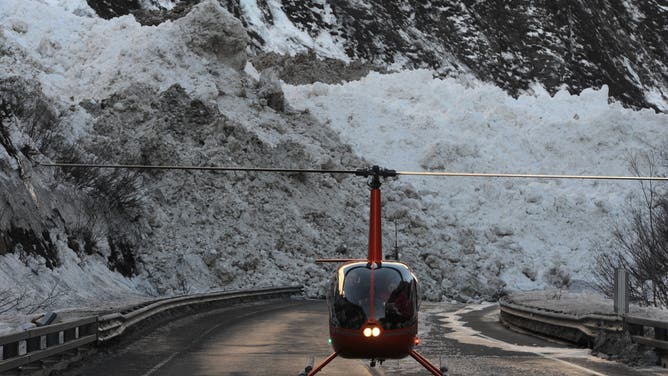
[84,0,668,110]
[229,0,667,111]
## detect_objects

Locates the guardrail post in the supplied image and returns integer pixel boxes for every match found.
[656,327,668,367]
[614,268,629,315]
[18,340,26,356]
[3,342,17,359]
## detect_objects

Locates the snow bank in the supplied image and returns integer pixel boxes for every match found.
[284,70,668,291]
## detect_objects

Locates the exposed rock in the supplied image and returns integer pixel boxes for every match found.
[176,0,250,71]
[86,0,141,19]
[257,69,285,112]
[250,51,385,85]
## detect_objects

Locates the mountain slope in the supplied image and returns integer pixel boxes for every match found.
[82,0,668,110]
[224,0,667,111]
[0,0,666,319]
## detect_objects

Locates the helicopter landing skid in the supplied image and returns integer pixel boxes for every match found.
[409,350,447,376]
[305,351,338,376]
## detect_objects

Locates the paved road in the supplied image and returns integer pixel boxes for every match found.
[407,303,668,376]
[63,299,668,375]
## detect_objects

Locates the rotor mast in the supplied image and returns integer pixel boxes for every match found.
[356,166,397,264]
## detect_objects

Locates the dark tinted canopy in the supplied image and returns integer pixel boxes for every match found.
[328,262,418,330]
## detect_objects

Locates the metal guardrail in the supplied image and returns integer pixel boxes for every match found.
[97,285,302,342]
[498,296,623,346]
[0,286,302,373]
[499,296,668,368]
[0,316,97,373]
[626,315,668,367]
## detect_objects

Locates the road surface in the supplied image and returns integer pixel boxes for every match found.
[62,298,668,375]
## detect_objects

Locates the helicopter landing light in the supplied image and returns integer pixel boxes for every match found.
[363,326,381,337]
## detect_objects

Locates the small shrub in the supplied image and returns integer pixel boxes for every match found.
[594,154,668,307]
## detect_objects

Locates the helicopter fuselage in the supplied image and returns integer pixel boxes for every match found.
[327,261,420,360]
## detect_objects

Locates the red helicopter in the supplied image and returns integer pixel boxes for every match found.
[43,162,668,376]
[307,165,445,376]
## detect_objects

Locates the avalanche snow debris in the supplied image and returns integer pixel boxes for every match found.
[283,69,667,293]
[0,0,666,327]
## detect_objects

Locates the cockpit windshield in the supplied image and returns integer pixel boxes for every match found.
[373,266,417,329]
[329,262,418,330]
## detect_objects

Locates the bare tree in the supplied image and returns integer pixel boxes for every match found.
[0,279,67,315]
[594,154,668,307]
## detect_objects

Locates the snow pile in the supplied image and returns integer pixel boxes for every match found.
[0,0,376,322]
[284,70,668,291]
[0,0,247,103]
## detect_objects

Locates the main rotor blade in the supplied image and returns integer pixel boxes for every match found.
[397,171,668,181]
[40,163,357,175]
[40,163,668,181]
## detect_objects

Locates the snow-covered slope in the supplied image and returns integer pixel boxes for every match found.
[224,0,668,111]
[61,0,668,112]
[0,0,666,322]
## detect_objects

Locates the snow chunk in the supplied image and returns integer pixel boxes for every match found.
[0,0,249,102]
[178,0,250,71]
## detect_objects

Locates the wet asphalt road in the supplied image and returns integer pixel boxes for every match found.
[62,299,668,376]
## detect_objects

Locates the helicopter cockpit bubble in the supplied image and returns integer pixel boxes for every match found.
[373,263,418,330]
[329,261,418,332]
[329,264,370,329]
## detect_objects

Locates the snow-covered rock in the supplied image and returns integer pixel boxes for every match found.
[178,0,250,71]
